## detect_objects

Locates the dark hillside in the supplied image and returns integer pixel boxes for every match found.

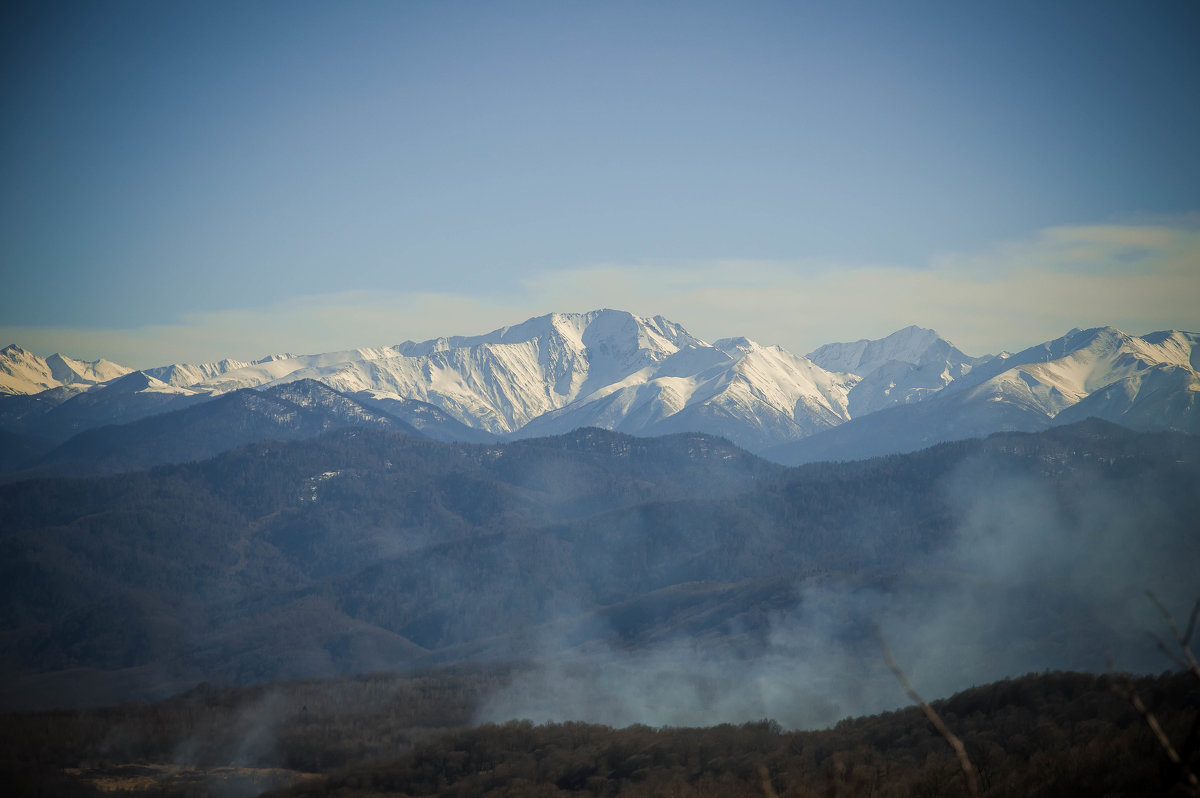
[0,421,1196,716]
[10,380,422,478]
[2,667,1196,797]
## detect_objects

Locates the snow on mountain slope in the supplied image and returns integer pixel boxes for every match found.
[7,317,1197,462]
[248,310,705,434]
[30,382,422,478]
[0,345,133,395]
[1054,363,1200,432]
[260,379,420,433]
[101,371,200,396]
[24,371,209,442]
[516,336,858,451]
[144,358,255,388]
[189,348,400,393]
[808,325,949,375]
[950,327,1200,419]
[270,311,859,448]
[352,391,498,443]
[806,326,989,416]
[0,346,59,395]
[769,326,1200,465]
[389,309,702,404]
[942,326,1200,423]
[46,353,131,386]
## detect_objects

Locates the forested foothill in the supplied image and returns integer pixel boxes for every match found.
[1,418,1198,794]
[2,419,1197,712]
[1,667,1197,796]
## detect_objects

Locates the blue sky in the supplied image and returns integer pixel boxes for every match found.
[2,0,1198,366]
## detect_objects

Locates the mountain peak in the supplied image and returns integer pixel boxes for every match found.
[98,370,190,395]
[807,325,960,377]
[805,326,984,418]
[2,315,1196,466]
[266,377,343,398]
[0,346,133,396]
[106,371,157,391]
[394,309,700,364]
[713,337,758,356]
[1009,326,1130,366]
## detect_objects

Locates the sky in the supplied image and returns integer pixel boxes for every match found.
[2,0,1198,368]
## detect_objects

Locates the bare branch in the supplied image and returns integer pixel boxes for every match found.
[876,626,979,798]
[1150,632,1191,671]
[1147,592,1200,682]
[1149,592,1181,635]
[1183,599,1200,648]
[1110,676,1200,796]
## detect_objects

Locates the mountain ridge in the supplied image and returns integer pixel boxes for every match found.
[1,419,1195,711]
[3,313,1197,465]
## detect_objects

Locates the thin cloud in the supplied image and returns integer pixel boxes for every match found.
[3,219,1197,368]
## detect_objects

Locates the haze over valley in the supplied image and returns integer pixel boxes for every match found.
[2,311,1197,724]
[3,0,1199,794]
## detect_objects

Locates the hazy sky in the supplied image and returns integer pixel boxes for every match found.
[2,0,1198,367]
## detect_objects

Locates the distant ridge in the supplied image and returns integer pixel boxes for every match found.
[3,314,1197,464]
[1,419,1194,710]
[0,344,132,395]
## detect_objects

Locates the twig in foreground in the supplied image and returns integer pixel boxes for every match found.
[1107,655,1200,797]
[1147,593,1200,682]
[876,627,979,798]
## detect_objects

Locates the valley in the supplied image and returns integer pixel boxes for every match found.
[2,312,1198,795]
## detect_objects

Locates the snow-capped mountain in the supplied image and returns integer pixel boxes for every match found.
[19,371,208,443]
[0,344,132,395]
[770,325,1200,464]
[516,335,857,451]
[807,325,992,417]
[186,349,397,393]
[947,327,1197,405]
[2,310,860,455]
[807,325,951,375]
[30,379,422,477]
[352,391,498,443]
[3,315,1197,468]
[1054,360,1199,431]
[249,310,857,451]
[143,357,257,388]
[263,379,415,430]
[946,327,1200,429]
[197,310,711,434]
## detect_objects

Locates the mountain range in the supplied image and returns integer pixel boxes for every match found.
[2,419,1197,713]
[2,310,1197,475]
[3,311,1196,732]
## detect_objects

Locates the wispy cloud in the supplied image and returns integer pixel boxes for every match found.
[4,219,1197,367]
[528,219,1200,355]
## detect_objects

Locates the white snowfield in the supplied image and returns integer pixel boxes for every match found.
[948,327,1200,421]
[807,324,955,375]
[517,335,859,449]
[97,371,201,396]
[2,313,1197,451]
[0,344,133,395]
[143,358,256,388]
[807,325,993,417]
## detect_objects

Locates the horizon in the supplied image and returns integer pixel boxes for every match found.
[4,310,1200,373]
[3,1,1199,367]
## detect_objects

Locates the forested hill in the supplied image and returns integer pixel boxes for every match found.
[1,420,1197,716]
[3,667,1197,797]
